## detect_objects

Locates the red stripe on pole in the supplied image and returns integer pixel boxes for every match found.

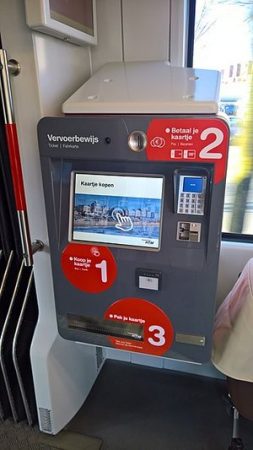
[5,123,27,212]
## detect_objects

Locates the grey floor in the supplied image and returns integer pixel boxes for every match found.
[69,359,253,450]
[0,420,102,450]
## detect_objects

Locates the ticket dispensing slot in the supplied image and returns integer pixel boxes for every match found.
[67,314,144,341]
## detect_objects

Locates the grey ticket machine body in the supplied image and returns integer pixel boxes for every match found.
[35,62,229,432]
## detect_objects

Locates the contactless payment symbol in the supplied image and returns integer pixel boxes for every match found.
[104,298,174,356]
[150,136,166,148]
[90,246,100,257]
[61,243,117,293]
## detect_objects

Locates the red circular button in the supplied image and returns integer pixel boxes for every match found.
[61,243,117,293]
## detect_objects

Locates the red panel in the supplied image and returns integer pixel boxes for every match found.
[146,118,229,183]
[61,243,117,293]
[5,123,27,211]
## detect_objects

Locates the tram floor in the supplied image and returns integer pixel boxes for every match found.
[0,359,252,450]
[68,359,253,450]
[0,420,102,450]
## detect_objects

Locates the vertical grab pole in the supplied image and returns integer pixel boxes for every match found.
[0,49,33,266]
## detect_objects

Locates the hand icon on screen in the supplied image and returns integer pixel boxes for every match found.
[115,213,133,232]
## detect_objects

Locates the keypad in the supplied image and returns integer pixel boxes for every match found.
[178,193,204,215]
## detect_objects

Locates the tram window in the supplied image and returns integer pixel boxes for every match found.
[191,0,253,236]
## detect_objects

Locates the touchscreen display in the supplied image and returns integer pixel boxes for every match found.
[70,173,164,250]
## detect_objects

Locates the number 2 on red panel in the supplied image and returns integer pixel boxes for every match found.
[199,127,224,160]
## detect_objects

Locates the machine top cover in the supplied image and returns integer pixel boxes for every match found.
[62,61,221,115]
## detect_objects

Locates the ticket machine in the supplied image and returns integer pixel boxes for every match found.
[38,62,229,363]
[36,61,229,431]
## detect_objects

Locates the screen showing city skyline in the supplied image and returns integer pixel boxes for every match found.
[70,173,164,249]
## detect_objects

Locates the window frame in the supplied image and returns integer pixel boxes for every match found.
[169,0,196,67]
[169,0,189,66]
[170,0,253,242]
